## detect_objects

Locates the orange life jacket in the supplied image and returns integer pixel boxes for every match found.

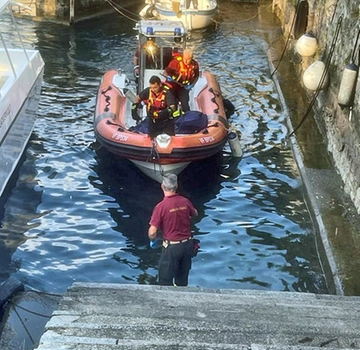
[173,56,197,85]
[146,86,169,119]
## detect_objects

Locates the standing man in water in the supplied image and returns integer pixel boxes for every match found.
[148,174,198,286]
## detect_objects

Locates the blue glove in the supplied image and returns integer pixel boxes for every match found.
[150,239,160,249]
[185,83,194,90]
[166,76,174,82]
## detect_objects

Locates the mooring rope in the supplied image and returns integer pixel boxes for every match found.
[289,15,343,136]
[330,0,340,23]
[105,0,140,23]
[147,139,165,177]
[270,0,303,78]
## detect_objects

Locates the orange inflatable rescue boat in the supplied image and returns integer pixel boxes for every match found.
[94,20,240,182]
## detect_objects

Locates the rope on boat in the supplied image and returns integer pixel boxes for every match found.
[148,139,165,177]
[210,18,220,31]
[101,86,112,112]
[209,87,221,114]
[105,120,125,132]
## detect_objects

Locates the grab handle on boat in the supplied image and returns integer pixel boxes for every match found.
[123,88,137,103]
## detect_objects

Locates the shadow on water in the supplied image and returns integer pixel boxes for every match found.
[0,147,43,282]
[91,146,160,244]
[89,145,227,285]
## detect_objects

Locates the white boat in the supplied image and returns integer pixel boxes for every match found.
[0,0,44,196]
[140,0,218,31]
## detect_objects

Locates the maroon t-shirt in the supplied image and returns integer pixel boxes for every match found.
[149,194,197,241]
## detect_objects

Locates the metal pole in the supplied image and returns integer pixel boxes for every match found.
[69,0,75,24]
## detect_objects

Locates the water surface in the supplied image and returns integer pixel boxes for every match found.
[0,1,328,295]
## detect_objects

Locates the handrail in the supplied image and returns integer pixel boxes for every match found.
[0,2,32,78]
[0,31,16,77]
[9,2,30,62]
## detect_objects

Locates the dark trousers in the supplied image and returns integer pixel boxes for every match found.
[158,240,193,286]
[177,88,190,112]
[167,84,190,112]
[148,118,175,139]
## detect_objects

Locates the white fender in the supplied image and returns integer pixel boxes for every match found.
[338,62,358,109]
[296,31,318,57]
[227,131,242,158]
[303,60,329,91]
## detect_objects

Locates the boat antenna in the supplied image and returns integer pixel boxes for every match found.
[289,16,343,137]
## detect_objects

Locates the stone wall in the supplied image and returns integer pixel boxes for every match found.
[20,0,140,21]
[272,0,360,213]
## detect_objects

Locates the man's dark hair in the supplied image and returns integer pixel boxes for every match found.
[149,75,161,84]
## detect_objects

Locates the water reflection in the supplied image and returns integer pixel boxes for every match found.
[0,153,42,282]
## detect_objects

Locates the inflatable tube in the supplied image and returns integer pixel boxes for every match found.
[294,0,309,40]
[0,277,24,309]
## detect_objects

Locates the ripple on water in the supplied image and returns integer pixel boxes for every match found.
[0,8,328,294]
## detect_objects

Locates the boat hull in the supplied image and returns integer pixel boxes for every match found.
[0,69,44,196]
[130,159,191,183]
[154,8,217,30]
[0,3,45,196]
[140,0,218,30]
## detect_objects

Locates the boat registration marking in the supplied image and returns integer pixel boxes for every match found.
[0,104,11,128]
[111,133,129,142]
[199,136,215,144]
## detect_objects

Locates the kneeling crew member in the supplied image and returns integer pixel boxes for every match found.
[132,75,179,139]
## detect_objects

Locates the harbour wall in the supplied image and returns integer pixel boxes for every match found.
[272,0,360,214]
[11,0,141,23]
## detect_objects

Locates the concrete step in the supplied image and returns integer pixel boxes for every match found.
[34,283,360,350]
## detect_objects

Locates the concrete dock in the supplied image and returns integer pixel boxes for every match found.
[33,283,360,349]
